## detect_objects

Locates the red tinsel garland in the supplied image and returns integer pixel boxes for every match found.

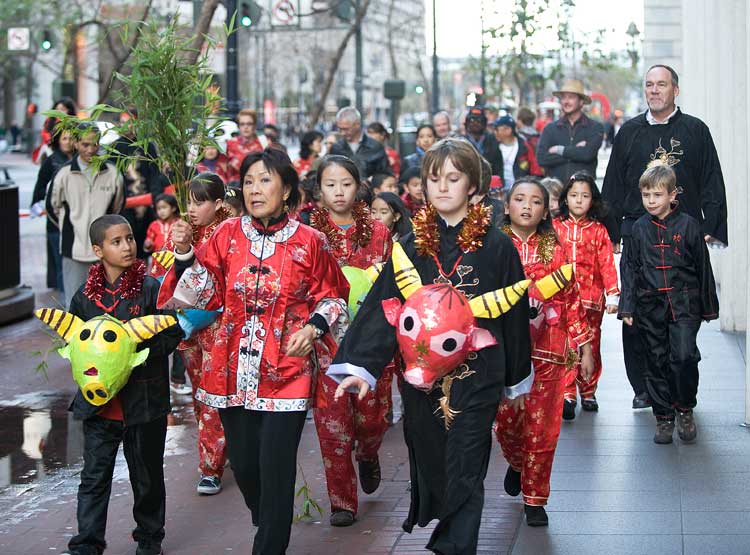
[310,201,373,253]
[413,203,492,258]
[83,258,146,303]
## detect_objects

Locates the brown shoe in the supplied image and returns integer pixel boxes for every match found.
[654,419,675,444]
[677,410,697,442]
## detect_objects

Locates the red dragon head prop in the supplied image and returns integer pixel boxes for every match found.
[382,243,530,391]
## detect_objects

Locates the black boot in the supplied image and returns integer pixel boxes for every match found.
[504,466,521,497]
[562,399,576,421]
[524,504,549,527]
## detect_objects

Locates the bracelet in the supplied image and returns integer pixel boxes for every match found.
[306,323,324,339]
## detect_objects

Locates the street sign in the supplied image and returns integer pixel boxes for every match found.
[270,0,299,27]
[7,27,30,51]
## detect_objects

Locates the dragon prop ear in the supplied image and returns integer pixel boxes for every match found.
[533,264,573,301]
[469,280,531,318]
[152,251,175,271]
[365,262,384,283]
[391,242,422,299]
[35,309,84,343]
[122,315,177,344]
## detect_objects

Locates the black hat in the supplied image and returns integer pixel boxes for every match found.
[466,106,486,123]
[491,114,516,131]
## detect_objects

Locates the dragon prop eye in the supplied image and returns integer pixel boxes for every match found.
[430,330,467,357]
[103,330,117,343]
[399,307,422,340]
[79,329,91,341]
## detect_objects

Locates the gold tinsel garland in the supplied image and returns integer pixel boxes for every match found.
[413,203,492,258]
[501,224,557,264]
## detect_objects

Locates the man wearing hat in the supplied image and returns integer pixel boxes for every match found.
[536,79,604,183]
[491,114,542,190]
[462,106,502,175]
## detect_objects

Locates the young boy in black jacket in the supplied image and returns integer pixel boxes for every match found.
[63,215,182,555]
[619,165,719,445]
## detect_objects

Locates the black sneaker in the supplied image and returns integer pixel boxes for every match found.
[503,466,521,497]
[676,410,697,442]
[562,399,576,420]
[358,458,381,494]
[196,475,221,495]
[136,544,163,555]
[654,420,675,444]
[632,392,652,409]
[524,504,549,527]
[581,397,599,412]
[330,509,355,527]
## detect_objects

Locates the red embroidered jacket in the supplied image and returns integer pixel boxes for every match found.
[553,216,620,311]
[145,217,178,253]
[226,136,265,182]
[507,229,592,365]
[158,215,349,411]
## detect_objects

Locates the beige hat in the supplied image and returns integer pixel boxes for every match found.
[553,79,592,105]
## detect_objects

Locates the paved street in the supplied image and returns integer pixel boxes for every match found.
[1,152,749,554]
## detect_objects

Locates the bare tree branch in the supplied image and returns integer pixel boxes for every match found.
[187,0,222,66]
[309,0,373,126]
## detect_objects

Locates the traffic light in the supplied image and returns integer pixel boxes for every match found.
[333,0,353,21]
[41,30,53,51]
[240,1,262,27]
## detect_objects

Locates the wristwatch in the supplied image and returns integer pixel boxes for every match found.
[307,323,324,340]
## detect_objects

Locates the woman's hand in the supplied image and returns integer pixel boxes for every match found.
[506,394,528,411]
[334,376,371,401]
[171,219,193,254]
[580,343,595,380]
[605,304,618,314]
[285,325,317,357]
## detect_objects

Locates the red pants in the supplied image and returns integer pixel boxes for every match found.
[179,337,227,478]
[314,364,394,514]
[495,361,566,506]
[565,309,604,401]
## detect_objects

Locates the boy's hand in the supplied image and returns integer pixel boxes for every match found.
[334,376,371,401]
[506,394,528,411]
[622,316,633,326]
[171,220,193,254]
[580,344,595,380]
[605,304,618,314]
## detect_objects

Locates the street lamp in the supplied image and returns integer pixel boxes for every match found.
[626,22,640,70]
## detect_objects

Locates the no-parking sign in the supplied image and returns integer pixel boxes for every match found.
[270,0,299,27]
[7,27,31,51]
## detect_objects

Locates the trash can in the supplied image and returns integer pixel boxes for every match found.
[0,179,20,290]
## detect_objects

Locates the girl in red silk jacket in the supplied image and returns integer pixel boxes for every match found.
[495,177,593,528]
[309,155,393,527]
[553,172,619,418]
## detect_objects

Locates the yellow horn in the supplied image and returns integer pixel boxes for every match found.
[391,242,422,299]
[35,308,84,343]
[365,262,384,283]
[122,315,177,344]
[469,279,531,318]
[535,264,574,300]
[152,250,175,271]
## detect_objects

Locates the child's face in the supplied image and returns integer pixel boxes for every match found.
[425,158,475,220]
[371,197,399,231]
[416,127,436,150]
[506,182,548,234]
[566,181,593,219]
[187,195,222,227]
[319,164,358,219]
[405,177,424,202]
[155,200,176,221]
[374,176,398,195]
[641,185,676,220]
[204,146,219,160]
[93,224,136,271]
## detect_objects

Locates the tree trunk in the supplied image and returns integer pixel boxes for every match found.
[308,0,372,126]
[387,0,399,79]
[187,0,222,66]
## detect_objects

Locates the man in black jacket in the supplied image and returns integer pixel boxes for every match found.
[329,107,390,179]
[602,64,728,408]
[63,215,182,555]
[462,106,502,175]
[536,79,604,182]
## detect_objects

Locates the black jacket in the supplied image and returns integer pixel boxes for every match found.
[68,267,182,425]
[619,210,719,322]
[329,133,390,179]
[34,149,72,232]
[536,113,604,183]
[463,131,502,176]
[601,109,728,244]
[402,148,425,173]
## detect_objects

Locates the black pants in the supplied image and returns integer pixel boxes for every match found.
[621,237,647,396]
[170,351,187,384]
[637,296,701,419]
[68,415,167,555]
[219,407,306,555]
